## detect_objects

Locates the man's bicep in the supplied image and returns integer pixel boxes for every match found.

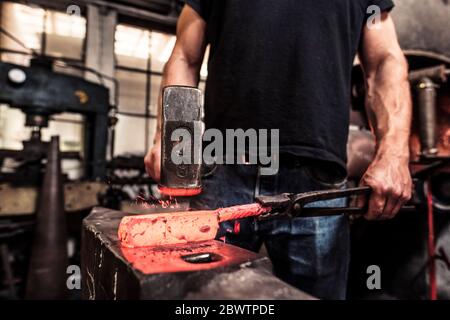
[172,5,207,67]
[359,13,403,74]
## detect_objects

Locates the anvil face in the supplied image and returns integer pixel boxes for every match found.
[121,240,260,274]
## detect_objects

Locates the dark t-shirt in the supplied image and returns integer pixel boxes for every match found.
[183,0,394,177]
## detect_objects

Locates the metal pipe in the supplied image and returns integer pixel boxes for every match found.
[0,244,16,299]
[144,39,152,151]
[25,136,68,300]
[409,65,448,83]
[416,77,438,156]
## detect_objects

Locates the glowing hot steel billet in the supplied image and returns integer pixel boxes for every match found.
[118,203,271,248]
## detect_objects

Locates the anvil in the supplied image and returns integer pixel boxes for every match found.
[81,207,314,300]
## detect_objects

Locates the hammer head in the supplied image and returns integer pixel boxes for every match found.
[159,86,204,197]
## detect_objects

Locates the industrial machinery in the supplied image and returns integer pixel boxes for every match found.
[0,57,112,299]
[0,57,110,182]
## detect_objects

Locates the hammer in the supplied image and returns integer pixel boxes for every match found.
[158,86,205,197]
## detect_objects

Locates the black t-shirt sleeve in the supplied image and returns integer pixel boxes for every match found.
[372,0,395,11]
[364,0,395,23]
[182,0,210,21]
[367,0,395,13]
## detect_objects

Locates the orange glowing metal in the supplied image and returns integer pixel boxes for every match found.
[158,186,202,197]
[118,203,270,248]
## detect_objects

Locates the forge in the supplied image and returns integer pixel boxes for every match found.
[81,207,314,300]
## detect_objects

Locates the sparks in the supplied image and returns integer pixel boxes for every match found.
[131,193,181,211]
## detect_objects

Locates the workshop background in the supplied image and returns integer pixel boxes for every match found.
[0,0,449,300]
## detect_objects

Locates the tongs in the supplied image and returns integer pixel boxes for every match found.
[256,186,415,219]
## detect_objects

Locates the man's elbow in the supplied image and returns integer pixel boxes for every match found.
[393,51,409,81]
[367,50,409,85]
[164,51,202,76]
[383,50,409,81]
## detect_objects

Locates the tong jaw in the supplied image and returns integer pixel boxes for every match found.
[255,193,293,218]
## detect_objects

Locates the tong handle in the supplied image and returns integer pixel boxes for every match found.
[256,186,372,217]
[258,186,417,219]
[290,186,371,218]
[298,205,417,218]
[291,186,372,208]
[292,187,417,218]
[300,207,367,217]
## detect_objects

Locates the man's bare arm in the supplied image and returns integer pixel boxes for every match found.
[145,5,207,181]
[358,12,413,220]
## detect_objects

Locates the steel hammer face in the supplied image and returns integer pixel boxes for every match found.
[159,86,204,197]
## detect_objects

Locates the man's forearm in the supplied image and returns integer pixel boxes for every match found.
[365,53,412,162]
[357,14,413,219]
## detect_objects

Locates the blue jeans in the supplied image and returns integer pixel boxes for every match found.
[190,160,350,300]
